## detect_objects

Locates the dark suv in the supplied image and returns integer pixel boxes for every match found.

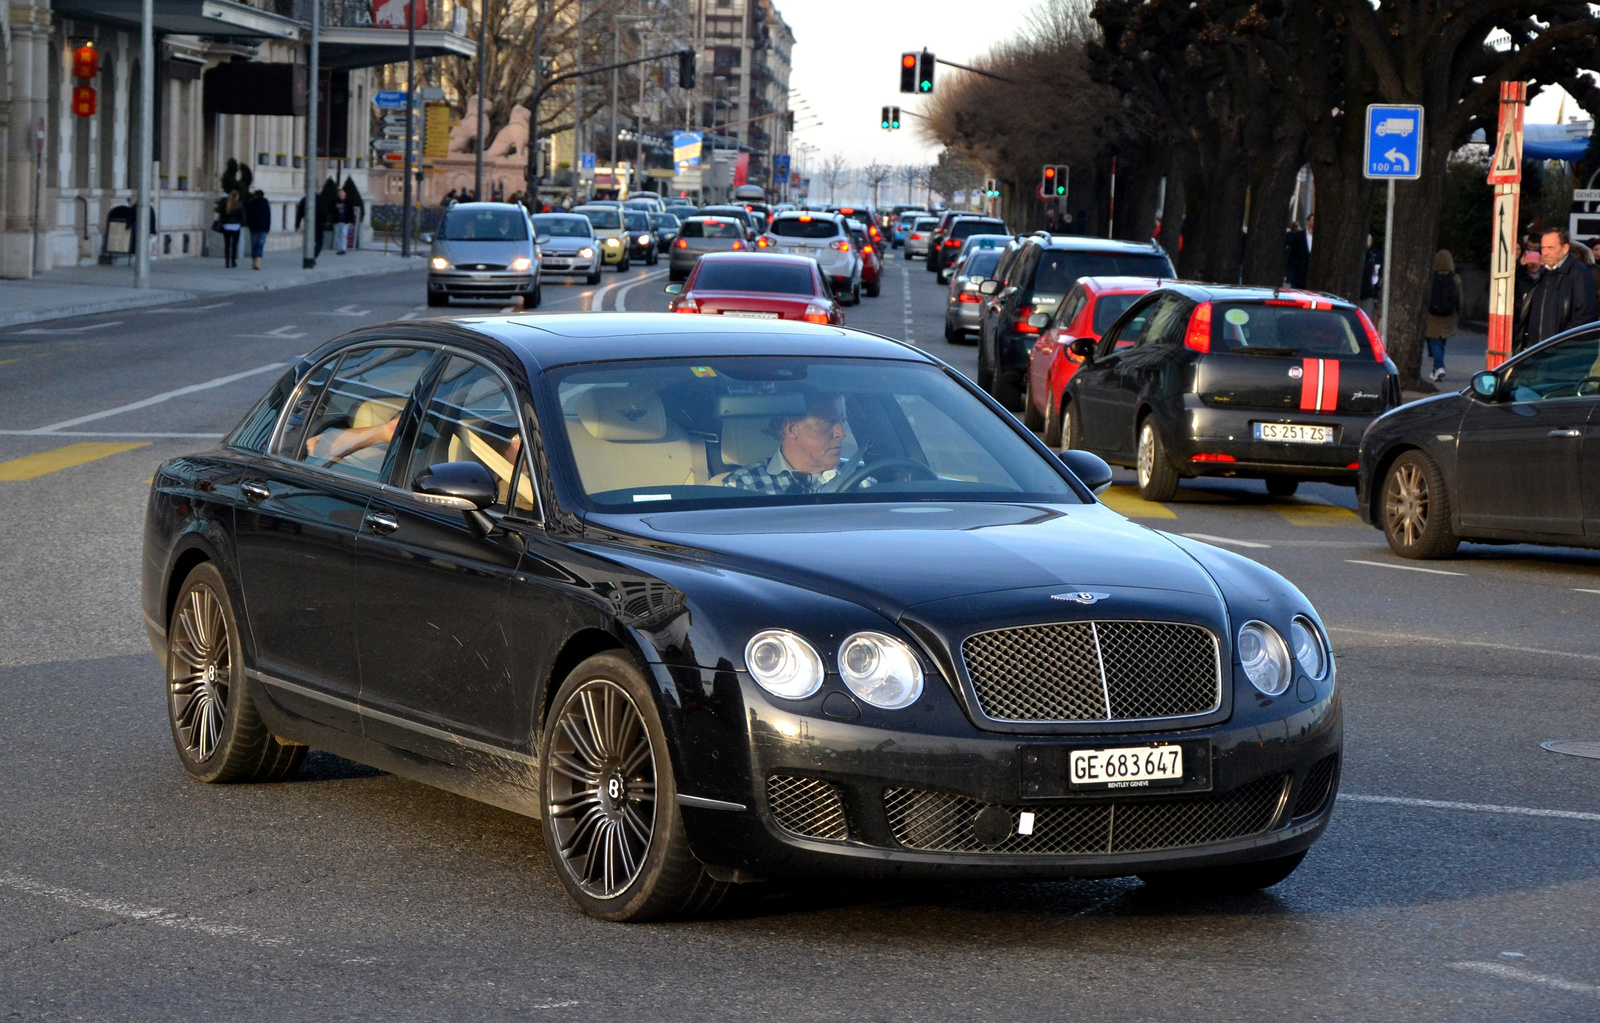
[1062,283,1401,500]
[928,215,1009,274]
[978,236,1174,408]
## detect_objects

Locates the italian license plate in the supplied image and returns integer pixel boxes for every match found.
[1070,744,1184,789]
[721,310,780,319]
[1253,422,1334,444]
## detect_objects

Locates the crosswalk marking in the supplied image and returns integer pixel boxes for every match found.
[1098,485,1177,519]
[0,441,149,481]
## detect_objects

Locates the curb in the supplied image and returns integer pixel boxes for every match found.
[0,290,200,329]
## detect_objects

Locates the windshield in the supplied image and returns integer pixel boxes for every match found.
[1211,303,1372,357]
[1092,293,1146,334]
[548,358,1081,510]
[679,219,742,239]
[578,209,622,230]
[771,218,841,239]
[649,213,680,228]
[964,251,1002,278]
[692,262,815,294]
[1033,251,1173,294]
[623,211,650,231]
[440,208,528,241]
[533,215,591,238]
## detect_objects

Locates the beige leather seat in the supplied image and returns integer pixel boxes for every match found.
[564,388,706,493]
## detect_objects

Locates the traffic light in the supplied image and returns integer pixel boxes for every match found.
[1042,165,1057,193]
[1052,165,1068,196]
[917,51,935,93]
[899,53,917,93]
[678,50,695,89]
[784,110,794,131]
[881,106,892,130]
[890,106,901,130]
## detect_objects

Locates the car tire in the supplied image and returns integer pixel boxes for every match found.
[586,270,603,285]
[1022,378,1045,430]
[1381,451,1460,559]
[539,652,730,922]
[1264,477,1299,497]
[1043,393,1064,448]
[618,256,631,272]
[427,291,448,307]
[1061,400,1083,452]
[525,284,542,309]
[977,336,995,390]
[1138,851,1306,895]
[166,562,306,785]
[1136,418,1180,502]
[865,279,880,298]
[992,371,1024,413]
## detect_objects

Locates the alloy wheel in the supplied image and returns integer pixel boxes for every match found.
[1137,423,1155,489]
[168,585,231,763]
[1385,461,1428,548]
[546,679,657,899]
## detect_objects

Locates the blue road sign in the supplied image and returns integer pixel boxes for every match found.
[580,152,595,172]
[373,90,408,111]
[773,154,791,179]
[1364,104,1424,180]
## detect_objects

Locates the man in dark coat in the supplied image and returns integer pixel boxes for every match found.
[246,190,273,270]
[1518,228,1599,350]
[1284,214,1312,288]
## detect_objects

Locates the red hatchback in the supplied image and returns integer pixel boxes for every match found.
[1025,276,1164,446]
[664,252,844,324]
[846,223,883,297]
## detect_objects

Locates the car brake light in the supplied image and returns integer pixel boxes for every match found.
[1356,308,1387,362]
[1190,453,1236,462]
[673,296,699,313]
[1015,305,1040,334]
[957,292,981,303]
[731,240,745,250]
[943,238,960,246]
[756,236,774,248]
[863,245,874,254]
[910,234,922,241]
[1347,462,1360,470]
[830,239,850,251]
[675,238,689,249]
[799,214,812,222]
[1184,301,1213,353]
[803,304,831,323]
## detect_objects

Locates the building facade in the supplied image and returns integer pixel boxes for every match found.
[693,0,790,198]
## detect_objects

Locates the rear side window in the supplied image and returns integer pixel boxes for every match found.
[1091,292,1145,335]
[692,261,815,295]
[771,218,840,238]
[679,219,742,239]
[228,369,296,452]
[1032,250,1173,294]
[1212,303,1371,358]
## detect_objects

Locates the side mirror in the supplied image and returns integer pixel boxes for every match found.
[979,280,999,296]
[1069,336,1097,362]
[1027,312,1051,330]
[664,282,684,294]
[1058,449,1113,495]
[414,461,497,511]
[536,234,551,245]
[1470,370,1500,400]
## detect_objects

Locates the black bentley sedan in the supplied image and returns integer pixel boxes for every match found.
[1061,284,1401,500]
[143,314,1341,921]
[1358,322,1600,558]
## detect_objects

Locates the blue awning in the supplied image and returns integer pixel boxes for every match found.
[1523,137,1591,161]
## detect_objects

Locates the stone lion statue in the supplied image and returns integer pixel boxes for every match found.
[447,96,483,154]
[485,106,532,160]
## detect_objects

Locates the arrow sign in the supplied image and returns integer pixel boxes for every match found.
[1383,148,1410,173]
[370,139,406,153]
[373,90,408,110]
[1363,104,1423,180]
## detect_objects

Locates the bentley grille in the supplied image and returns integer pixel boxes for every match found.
[960,621,1221,723]
[883,775,1289,855]
[766,775,850,842]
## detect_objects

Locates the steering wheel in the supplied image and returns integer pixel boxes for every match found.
[1577,376,1600,397]
[837,457,938,492]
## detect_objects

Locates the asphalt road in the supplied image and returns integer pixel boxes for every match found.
[2,251,1599,1021]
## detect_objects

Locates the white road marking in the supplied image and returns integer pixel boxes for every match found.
[614,267,669,312]
[234,325,307,339]
[13,321,124,336]
[1342,794,1600,823]
[24,362,288,434]
[314,304,372,316]
[1182,532,1272,549]
[1346,559,1464,576]
[143,302,232,314]
[397,312,418,321]
[901,260,915,345]
[1450,961,1600,996]
[1576,588,1600,595]
[1328,625,1600,663]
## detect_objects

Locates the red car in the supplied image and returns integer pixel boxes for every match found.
[664,252,844,324]
[1024,276,1164,446]
[846,223,882,297]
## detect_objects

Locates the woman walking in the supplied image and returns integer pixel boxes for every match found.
[220,191,243,268]
[246,189,272,270]
[1423,249,1462,383]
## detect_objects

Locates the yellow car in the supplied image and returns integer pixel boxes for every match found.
[573,205,631,271]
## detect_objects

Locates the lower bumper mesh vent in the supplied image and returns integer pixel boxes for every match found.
[884,775,1289,855]
[767,775,849,842]
[1292,754,1339,819]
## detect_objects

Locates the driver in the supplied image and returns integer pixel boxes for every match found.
[723,393,859,495]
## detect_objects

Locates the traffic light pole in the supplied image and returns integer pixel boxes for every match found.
[930,56,1015,83]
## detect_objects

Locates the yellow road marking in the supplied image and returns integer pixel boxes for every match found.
[0,359,17,368]
[0,441,149,481]
[1098,485,1177,519]
[1274,501,1360,527]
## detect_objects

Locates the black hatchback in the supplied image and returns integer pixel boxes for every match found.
[1062,284,1400,500]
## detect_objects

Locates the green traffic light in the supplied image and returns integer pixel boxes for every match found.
[919,81,931,93]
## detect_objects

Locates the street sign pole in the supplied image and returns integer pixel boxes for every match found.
[135,0,153,287]
[1485,81,1526,369]
[1381,179,1395,348]
[401,3,417,257]
[303,0,320,269]
[1363,103,1424,348]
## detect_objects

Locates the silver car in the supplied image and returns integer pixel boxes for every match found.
[904,216,939,260]
[532,213,602,285]
[759,212,862,303]
[669,216,749,281]
[944,246,1004,343]
[427,202,540,307]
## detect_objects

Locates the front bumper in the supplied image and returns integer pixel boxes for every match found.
[427,271,535,301]
[598,240,626,264]
[1172,399,1376,481]
[665,665,1341,879]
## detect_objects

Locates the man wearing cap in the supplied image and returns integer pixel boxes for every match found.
[724,394,866,495]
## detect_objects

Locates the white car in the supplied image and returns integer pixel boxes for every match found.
[904,216,939,260]
[758,212,863,304]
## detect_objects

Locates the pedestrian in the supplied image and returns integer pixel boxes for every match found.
[442,189,458,208]
[333,189,352,255]
[1517,227,1600,350]
[1284,214,1312,288]
[1423,249,1463,382]
[1512,241,1543,353]
[1044,207,1061,234]
[246,189,272,270]
[219,190,243,268]
[1358,235,1381,319]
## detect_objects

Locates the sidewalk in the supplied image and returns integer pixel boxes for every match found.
[0,248,426,328]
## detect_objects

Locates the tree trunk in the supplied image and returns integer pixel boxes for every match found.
[1188,140,1249,283]
[1240,123,1306,287]
[1304,113,1376,302]
[1383,136,1454,388]
[1156,150,1187,261]
[1114,142,1164,242]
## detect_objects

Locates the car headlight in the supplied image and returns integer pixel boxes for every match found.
[1238,621,1292,696]
[510,256,533,271]
[745,630,824,700]
[1290,616,1329,681]
[605,237,620,246]
[638,234,652,244]
[430,256,450,270]
[837,632,924,709]
[578,247,595,258]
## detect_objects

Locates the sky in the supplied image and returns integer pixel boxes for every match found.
[776,0,1592,174]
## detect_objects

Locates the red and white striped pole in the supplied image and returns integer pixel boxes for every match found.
[1485,81,1526,369]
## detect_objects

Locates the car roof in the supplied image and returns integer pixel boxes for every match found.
[1030,235,1168,255]
[1151,282,1358,307]
[682,215,743,223]
[1078,275,1171,293]
[695,252,818,268]
[446,314,931,370]
[445,202,527,213]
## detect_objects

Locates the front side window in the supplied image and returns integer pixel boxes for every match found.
[1503,333,1600,402]
[406,356,533,514]
[547,357,1082,510]
[1098,297,1160,357]
[440,208,528,241]
[284,346,435,481]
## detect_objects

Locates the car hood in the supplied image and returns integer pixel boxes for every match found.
[540,237,594,253]
[434,238,532,264]
[607,501,1222,622]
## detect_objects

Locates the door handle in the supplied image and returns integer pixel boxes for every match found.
[363,511,398,536]
[240,481,271,502]
[1547,429,1582,437]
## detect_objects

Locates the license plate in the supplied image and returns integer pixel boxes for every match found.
[721,311,780,319]
[1253,422,1334,444]
[1070,745,1183,789]
[471,273,491,281]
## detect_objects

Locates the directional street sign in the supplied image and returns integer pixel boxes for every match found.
[373,90,408,111]
[580,152,596,172]
[1364,104,1423,180]
[370,139,406,154]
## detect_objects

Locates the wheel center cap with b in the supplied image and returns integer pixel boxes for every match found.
[599,769,626,816]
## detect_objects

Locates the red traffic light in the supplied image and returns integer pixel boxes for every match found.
[1044,167,1056,178]
[902,54,917,68]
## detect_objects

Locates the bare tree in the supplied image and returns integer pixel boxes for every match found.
[863,163,894,208]
[821,155,850,204]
